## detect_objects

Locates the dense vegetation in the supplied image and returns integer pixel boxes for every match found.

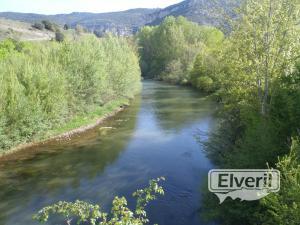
[138,0,300,224]
[198,0,300,224]
[137,16,224,84]
[0,35,141,152]
[0,0,299,224]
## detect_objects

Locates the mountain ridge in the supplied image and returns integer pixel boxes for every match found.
[0,0,239,35]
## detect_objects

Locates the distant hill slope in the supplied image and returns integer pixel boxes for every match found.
[148,0,240,27]
[0,0,240,35]
[0,8,159,35]
[0,18,54,41]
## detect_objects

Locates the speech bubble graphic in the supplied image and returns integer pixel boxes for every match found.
[208,169,280,204]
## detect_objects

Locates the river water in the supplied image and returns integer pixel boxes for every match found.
[0,81,217,225]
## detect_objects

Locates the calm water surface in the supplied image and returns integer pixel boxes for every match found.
[0,81,217,225]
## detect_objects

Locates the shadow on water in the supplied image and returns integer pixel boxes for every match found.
[0,97,141,225]
[0,81,217,225]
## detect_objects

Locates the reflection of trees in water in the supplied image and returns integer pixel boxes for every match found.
[0,96,141,225]
[150,82,214,131]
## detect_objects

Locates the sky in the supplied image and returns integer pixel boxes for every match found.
[0,0,183,14]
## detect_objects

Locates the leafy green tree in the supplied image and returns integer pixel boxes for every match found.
[137,16,223,84]
[64,24,69,30]
[199,1,300,224]
[228,0,300,115]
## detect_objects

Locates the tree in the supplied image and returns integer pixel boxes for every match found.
[42,20,55,31]
[229,0,300,115]
[32,22,44,30]
[137,16,222,84]
[63,24,69,30]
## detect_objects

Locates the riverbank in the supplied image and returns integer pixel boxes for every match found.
[0,80,216,225]
[0,98,130,159]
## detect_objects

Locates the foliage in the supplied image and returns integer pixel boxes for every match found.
[64,24,69,30]
[198,0,300,224]
[93,30,103,38]
[0,38,27,59]
[42,20,56,31]
[0,35,141,152]
[32,22,45,30]
[137,16,224,84]
[227,0,300,115]
[257,139,300,225]
[33,177,165,225]
[55,31,65,42]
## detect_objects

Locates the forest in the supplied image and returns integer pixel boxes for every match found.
[0,0,299,224]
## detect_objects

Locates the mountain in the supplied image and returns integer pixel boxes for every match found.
[148,0,240,27]
[0,0,239,35]
[0,8,159,35]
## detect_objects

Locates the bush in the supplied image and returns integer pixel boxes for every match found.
[55,31,65,42]
[258,139,300,225]
[32,22,44,30]
[194,76,214,92]
[42,20,55,31]
[93,30,103,38]
[63,24,69,30]
[0,35,141,151]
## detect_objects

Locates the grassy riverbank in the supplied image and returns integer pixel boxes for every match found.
[0,98,130,158]
[0,35,141,154]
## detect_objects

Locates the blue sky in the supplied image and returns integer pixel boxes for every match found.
[0,0,183,14]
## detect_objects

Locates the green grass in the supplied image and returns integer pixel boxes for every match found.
[48,98,129,136]
[0,98,130,157]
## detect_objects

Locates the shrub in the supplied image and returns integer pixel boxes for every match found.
[32,22,44,30]
[55,31,65,42]
[93,30,103,38]
[63,24,69,30]
[42,20,55,31]
[0,36,141,151]
[195,76,214,92]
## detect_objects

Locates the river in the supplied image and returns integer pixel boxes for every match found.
[0,81,217,225]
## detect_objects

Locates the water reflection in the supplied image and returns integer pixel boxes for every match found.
[0,97,141,225]
[150,83,214,131]
[0,81,216,225]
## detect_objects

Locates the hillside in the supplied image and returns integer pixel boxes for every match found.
[0,8,159,36]
[0,0,240,35]
[0,18,54,41]
[148,0,240,27]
